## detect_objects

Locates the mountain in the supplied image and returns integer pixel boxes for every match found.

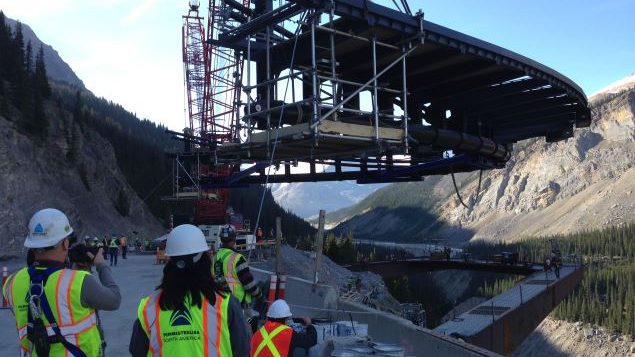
[4,16,85,89]
[589,72,635,103]
[271,180,385,219]
[330,76,635,243]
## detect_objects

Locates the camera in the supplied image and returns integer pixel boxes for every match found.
[69,236,102,265]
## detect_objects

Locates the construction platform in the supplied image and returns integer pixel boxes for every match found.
[172,0,592,185]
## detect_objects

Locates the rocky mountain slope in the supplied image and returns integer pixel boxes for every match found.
[331,77,635,243]
[0,106,164,256]
[5,17,85,89]
[515,317,634,357]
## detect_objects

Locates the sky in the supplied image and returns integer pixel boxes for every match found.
[0,0,634,131]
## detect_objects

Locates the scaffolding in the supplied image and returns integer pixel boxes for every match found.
[169,0,589,188]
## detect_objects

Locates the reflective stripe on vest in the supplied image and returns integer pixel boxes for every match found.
[109,239,118,248]
[214,248,249,304]
[252,322,293,357]
[5,267,101,357]
[138,291,232,357]
[15,313,97,337]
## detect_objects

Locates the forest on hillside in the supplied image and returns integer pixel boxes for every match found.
[0,12,314,240]
[0,12,51,140]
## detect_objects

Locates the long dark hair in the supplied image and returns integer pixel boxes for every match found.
[157,252,218,311]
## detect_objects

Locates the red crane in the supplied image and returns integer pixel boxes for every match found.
[181,0,245,224]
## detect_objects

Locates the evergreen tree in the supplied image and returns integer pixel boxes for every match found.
[0,11,10,80]
[24,40,32,73]
[34,45,51,98]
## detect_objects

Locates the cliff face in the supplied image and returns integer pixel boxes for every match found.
[442,89,635,241]
[0,103,163,256]
[331,84,635,243]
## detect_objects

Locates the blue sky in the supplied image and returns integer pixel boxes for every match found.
[0,0,633,130]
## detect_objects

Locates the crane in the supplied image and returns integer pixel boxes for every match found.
[178,0,246,225]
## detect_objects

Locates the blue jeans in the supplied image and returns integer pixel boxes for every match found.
[109,248,118,266]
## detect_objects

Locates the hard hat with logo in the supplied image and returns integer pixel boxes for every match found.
[165,224,209,257]
[267,299,292,319]
[219,224,237,242]
[24,208,74,248]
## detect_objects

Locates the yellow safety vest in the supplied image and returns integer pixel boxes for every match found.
[108,239,118,248]
[213,248,250,304]
[2,267,101,357]
[137,290,232,357]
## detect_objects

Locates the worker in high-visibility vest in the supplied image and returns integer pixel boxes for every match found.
[129,224,250,357]
[251,299,317,357]
[108,235,119,266]
[213,224,263,306]
[2,208,121,357]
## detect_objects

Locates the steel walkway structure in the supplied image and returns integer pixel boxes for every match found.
[169,0,591,188]
[435,265,584,355]
[346,257,541,277]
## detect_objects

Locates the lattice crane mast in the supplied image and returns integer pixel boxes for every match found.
[180,0,245,224]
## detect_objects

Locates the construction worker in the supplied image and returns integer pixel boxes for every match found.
[102,235,109,260]
[2,208,121,357]
[129,224,250,356]
[213,224,263,306]
[108,234,119,266]
[120,234,128,259]
[251,299,317,357]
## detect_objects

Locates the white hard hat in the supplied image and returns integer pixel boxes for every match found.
[165,224,209,257]
[267,299,292,319]
[24,208,74,248]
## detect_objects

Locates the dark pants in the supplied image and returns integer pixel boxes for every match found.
[122,246,127,259]
[109,248,118,266]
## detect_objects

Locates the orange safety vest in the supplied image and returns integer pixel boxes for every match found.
[251,321,293,357]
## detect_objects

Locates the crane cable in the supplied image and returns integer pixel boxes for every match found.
[451,168,483,210]
[248,10,309,262]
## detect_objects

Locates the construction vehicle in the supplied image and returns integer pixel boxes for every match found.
[199,215,255,251]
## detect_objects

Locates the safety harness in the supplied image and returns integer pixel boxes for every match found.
[27,267,87,357]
